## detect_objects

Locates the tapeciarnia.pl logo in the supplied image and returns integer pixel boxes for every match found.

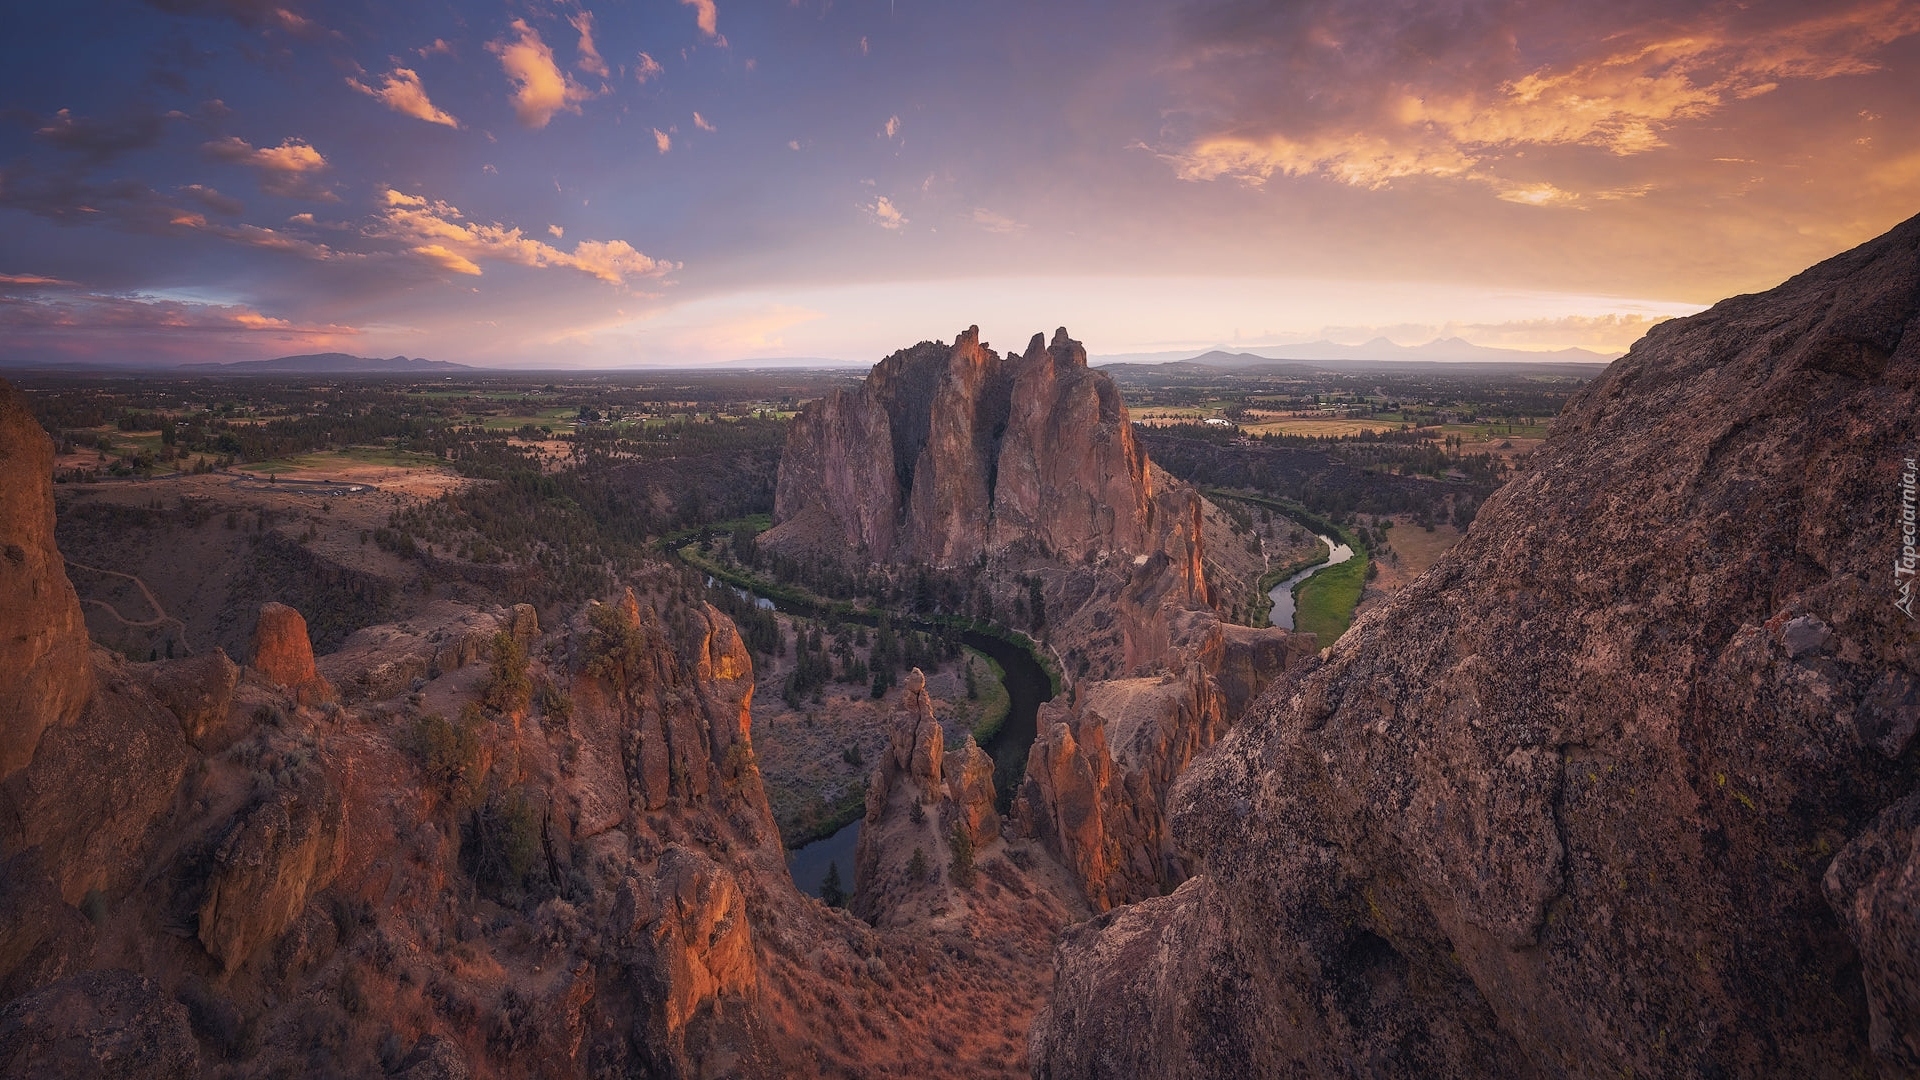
[1898,456,1918,620]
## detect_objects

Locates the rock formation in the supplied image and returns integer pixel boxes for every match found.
[852,667,1004,924]
[195,767,348,971]
[142,649,239,748]
[1016,615,1319,910]
[0,379,92,778]
[765,326,1190,575]
[1034,214,1920,1077]
[249,601,333,705]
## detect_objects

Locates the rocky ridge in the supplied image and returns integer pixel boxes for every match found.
[0,375,1073,1076]
[769,326,1301,911]
[1033,214,1920,1077]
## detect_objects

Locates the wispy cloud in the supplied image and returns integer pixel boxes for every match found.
[681,0,719,39]
[373,189,676,285]
[866,195,906,230]
[881,115,901,140]
[693,112,717,132]
[635,51,664,83]
[488,19,593,128]
[969,208,1025,235]
[653,128,672,153]
[202,136,336,200]
[32,108,166,166]
[570,10,610,78]
[347,68,461,128]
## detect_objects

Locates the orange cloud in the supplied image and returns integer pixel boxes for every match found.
[488,19,593,128]
[347,68,461,128]
[636,51,664,83]
[373,189,676,284]
[866,195,906,230]
[1164,0,1920,207]
[203,135,336,200]
[570,11,609,78]
[681,0,719,39]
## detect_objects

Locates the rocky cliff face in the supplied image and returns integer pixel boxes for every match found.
[852,667,1003,925]
[0,380,92,778]
[1015,614,1319,910]
[1034,215,1920,1077]
[766,327,1168,570]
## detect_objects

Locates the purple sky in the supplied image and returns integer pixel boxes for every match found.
[2,0,1916,367]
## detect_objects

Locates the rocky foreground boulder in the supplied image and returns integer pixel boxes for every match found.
[1033,215,1920,1076]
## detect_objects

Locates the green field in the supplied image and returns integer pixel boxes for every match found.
[244,445,448,474]
[1292,544,1369,642]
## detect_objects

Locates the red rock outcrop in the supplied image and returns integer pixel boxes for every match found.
[764,326,1187,572]
[852,667,1006,924]
[249,601,334,705]
[1016,614,1318,910]
[142,649,239,748]
[990,330,1151,561]
[0,378,92,778]
[196,767,348,971]
[1034,214,1920,1077]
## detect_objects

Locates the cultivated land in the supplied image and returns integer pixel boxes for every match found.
[22,359,1591,849]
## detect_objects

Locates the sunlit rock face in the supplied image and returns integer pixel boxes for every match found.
[0,378,92,779]
[1034,212,1920,1079]
[765,326,1161,569]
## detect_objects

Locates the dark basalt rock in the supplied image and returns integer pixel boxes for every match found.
[1035,214,1920,1078]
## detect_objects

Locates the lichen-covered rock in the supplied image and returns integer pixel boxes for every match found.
[0,970,198,1079]
[197,767,348,971]
[1826,791,1920,1076]
[0,659,192,903]
[0,378,91,779]
[140,648,239,747]
[249,602,334,705]
[1035,213,1920,1077]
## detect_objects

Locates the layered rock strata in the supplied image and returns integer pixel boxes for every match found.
[1034,214,1920,1077]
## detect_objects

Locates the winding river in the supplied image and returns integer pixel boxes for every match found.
[1267,535,1355,631]
[707,576,1056,899]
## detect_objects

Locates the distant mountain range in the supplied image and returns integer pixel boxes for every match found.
[1092,336,1617,367]
[177,353,475,374]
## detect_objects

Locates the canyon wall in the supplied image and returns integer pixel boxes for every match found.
[0,383,1072,1076]
[1034,214,1920,1077]
[767,327,1171,573]
[769,325,1303,912]
[0,380,92,778]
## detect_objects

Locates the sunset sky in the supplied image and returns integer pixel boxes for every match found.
[2,0,1916,368]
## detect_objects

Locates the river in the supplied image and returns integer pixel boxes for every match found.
[716,579,1057,900]
[1267,535,1354,631]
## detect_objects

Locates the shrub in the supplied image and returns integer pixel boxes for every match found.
[407,711,483,809]
[483,630,531,715]
[462,786,543,902]
[947,822,975,888]
[907,847,928,883]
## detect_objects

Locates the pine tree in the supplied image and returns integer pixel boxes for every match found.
[820,861,847,907]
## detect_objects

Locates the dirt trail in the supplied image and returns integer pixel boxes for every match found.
[64,558,193,655]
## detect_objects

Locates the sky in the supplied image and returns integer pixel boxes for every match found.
[1,0,1916,368]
